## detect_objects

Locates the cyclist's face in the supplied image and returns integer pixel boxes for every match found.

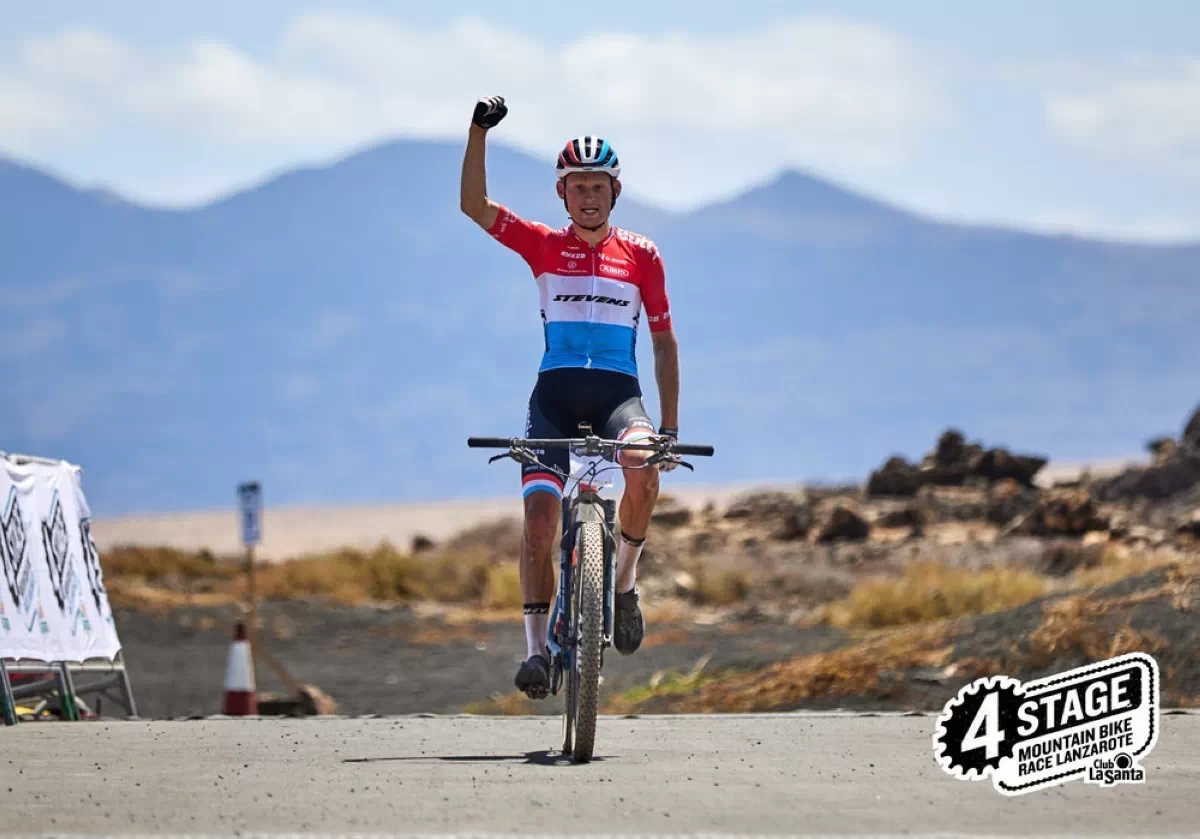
[560,172,619,225]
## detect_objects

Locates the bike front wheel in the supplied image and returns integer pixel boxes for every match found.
[571,519,605,762]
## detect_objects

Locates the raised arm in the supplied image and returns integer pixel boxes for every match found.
[460,96,508,231]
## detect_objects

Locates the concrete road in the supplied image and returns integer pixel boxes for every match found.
[2,713,1196,836]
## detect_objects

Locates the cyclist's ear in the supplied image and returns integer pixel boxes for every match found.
[556,180,566,200]
[611,177,621,209]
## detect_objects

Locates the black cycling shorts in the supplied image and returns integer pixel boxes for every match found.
[521,368,656,498]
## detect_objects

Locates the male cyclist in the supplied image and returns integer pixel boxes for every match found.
[460,95,681,699]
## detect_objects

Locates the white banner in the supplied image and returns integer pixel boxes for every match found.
[0,458,121,663]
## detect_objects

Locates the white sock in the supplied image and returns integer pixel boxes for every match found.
[615,531,645,594]
[523,603,549,660]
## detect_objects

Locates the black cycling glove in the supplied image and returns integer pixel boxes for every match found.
[472,96,508,130]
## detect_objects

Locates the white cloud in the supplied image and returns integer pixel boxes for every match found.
[20,28,140,88]
[0,76,88,148]
[0,15,948,207]
[1045,58,1200,176]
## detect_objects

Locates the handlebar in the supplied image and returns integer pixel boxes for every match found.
[467,436,714,457]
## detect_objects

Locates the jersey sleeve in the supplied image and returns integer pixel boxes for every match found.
[487,204,550,273]
[639,243,673,333]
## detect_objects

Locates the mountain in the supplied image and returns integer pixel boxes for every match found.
[3,142,1198,516]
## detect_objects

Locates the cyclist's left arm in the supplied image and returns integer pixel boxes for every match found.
[641,245,679,430]
[652,329,679,431]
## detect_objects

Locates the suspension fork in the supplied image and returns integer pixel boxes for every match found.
[548,495,576,662]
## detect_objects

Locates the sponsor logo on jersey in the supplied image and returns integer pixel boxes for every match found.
[553,294,631,307]
[599,264,630,278]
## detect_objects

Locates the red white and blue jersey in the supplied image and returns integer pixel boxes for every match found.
[487,205,672,378]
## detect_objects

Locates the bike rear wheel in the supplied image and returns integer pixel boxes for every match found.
[572,519,605,762]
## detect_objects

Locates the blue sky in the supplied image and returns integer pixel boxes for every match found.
[3,1,1198,241]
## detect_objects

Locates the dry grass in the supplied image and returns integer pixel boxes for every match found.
[101,542,525,608]
[1070,545,1182,590]
[603,655,718,713]
[1025,594,1167,668]
[102,545,241,582]
[816,561,1049,629]
[690,563,752,606]
[623,623,952,714]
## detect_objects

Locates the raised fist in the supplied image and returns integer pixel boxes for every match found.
[472,96,508,130]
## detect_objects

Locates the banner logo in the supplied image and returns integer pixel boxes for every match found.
[42,490,87,633]
[43,491,71,610]
[2,487,31,610]
[79,517,107,614]
[933,652,1159,795]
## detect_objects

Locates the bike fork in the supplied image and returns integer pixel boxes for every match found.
[547,499,575,687]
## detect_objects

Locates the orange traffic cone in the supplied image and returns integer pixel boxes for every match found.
[222,622,257,715]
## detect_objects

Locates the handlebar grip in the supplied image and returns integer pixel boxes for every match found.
[673,444,714,457]
[467,437,514,448]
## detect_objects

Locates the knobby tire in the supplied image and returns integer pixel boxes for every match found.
[572,519,605,762]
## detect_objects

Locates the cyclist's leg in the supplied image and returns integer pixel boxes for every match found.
[516,377,569,695]
[599,384,658,654]
[601,391,659,590]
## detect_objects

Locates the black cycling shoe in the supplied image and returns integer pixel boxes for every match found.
[514,652,551,699]
[614,588,645,655]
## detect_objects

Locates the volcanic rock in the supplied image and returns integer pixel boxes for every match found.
[816,505,870,543]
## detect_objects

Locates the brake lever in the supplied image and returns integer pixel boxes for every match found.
[646,452,693,472]
[512,447,544,466]
[487,447,541,467]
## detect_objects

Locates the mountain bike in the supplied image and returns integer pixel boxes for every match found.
[468,427,714,762]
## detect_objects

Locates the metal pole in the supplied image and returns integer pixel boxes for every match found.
[0,660,17,725]
[117,651,139,719]
[246,544,258,685]
[57,663,80,721]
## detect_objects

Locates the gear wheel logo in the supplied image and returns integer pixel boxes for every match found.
[933,675,1023,780]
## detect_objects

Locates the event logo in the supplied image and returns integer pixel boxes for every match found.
[79,517,107,614]
[934,652,1159,796]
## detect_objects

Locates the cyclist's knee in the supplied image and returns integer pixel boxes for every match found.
[618,447,653,469]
